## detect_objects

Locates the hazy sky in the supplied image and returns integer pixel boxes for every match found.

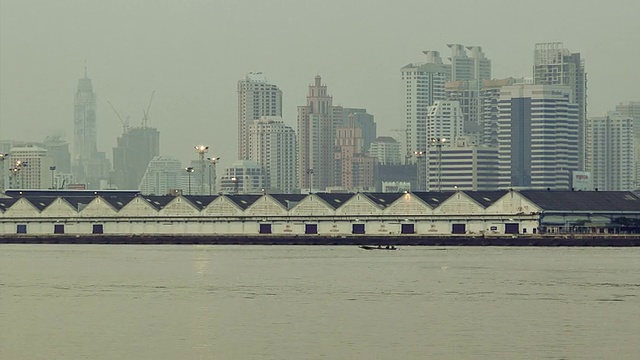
[1,0,638,168]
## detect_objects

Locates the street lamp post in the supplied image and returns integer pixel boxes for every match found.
[194,145,209,195]
[11,160,27,189]
[430,138,447,192]
[0,153,8,192]
[207,157,220,195]
[231,176,239,194]
[185,167,194,195]
[49,166,57,189]
[306,168,314,193]
[412,151,426,191]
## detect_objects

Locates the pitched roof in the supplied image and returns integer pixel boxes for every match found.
[269,194,307,210]
[520,191,640,212]
[0,197,19,211]
[25,197,56,211]
[225,194,262,210]
[183,195,218,210]
[314,193,355,209]
[100,196,133,211]
[141,195,174,210]
[464,190,509,208]
[362,193,403,208]
[412,192,455,208]
[59,196,95,211]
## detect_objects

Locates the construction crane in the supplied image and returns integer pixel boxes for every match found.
[107,101,130,134]
[142,90,155,128]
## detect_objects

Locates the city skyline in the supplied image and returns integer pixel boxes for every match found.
[1,0,638,170]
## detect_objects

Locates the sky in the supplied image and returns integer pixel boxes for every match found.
[1,0,639,169]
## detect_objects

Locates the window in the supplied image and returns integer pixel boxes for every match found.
[352,223,365,234]
[17,224,27,234]
[54,224,65,234]
[259,224,272,234]
[93,224,104,234]
[305,224,318,234]
[452,224,466,234]
[505,223,519,234]
[401,223,415,234]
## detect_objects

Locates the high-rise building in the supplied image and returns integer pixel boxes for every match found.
[480,77,519,147]
[72,70,110,188]
[427,139,499,191]
[586,113,635,191]
[447,44,491,82]
[401,51,449,161]
[237,72,283,160]
[219,160,264,194]
[297,75,338,191]
[7,146,52,189]
[334,114,376,191]
[615,101,640,187]
[42,135,71,174]
[112,126,160,190]
[139,156,183,195]
[333,107,377,152]
[248,117,297,193]
[369,137,402,165]
[497,84,579,190]
[534,43,587,168]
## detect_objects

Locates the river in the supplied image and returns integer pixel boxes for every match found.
[1,245,639,359]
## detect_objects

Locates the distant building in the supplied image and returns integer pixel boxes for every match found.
[498,84,579,190]
[237,72,282,160]
[42,135,71,174]
[369,137,402,165]
[428,140,499,191]
[534,43,587,168]
[401,51,449,161]
[219,160,264,194]
[248,117,297,193]
[139,156,183,195]
[586,113,635,191]
[297,75,338,191]
[7,146,52,189]
[112,126,160,190]
[447,44,491,82]
[333,107,377,152]
[615,101,640,188]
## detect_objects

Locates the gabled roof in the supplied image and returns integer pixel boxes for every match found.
[62,196,98,211]
[0,197,19,212]
[464,190,509,208]
[412,192,455,208]
[141,195,174,210]
[25,197,56,211]
[225,194,262,210]
[269,194,307,210]
[100,196,133,211]
[183,195,218,210]
[520,191,640,212]
[313,193,355,209]
[362,193,403,208]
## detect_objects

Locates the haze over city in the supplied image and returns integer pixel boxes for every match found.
[1,0,638,168]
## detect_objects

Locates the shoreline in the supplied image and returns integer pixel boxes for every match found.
[1,234,638,247]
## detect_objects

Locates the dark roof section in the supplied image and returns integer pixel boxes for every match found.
[62,197,97,211]
[183,195,218,210]
[0,197,19,211]
[520,191,640,212]
[225,194,262,210]
[362,193,404,208]
[141,195,174,210]
[4,189,139,198]
[100,196,134,211]
[270,194,307,210]
[465,190,509,208]
[314,193,356,209]
[412,192,456,208]
[27,197,56,211]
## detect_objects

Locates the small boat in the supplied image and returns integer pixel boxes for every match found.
[359,245,397,250]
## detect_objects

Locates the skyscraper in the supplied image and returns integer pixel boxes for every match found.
[297,75,337,191]
[139,156,183,195]
[73,69,97,180]
[447,44,491,82]
[401,51,449,161]
[237,73,282,160]
[7,146,52,189]
[497,84,579,190]
[586,113,635,191]
[534,43,587,168]
[248,117,297,193]
[112,126,160,190]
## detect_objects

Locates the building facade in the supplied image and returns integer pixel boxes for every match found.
[248,117,297,193]
[401,51,449,161]
[297,75,338,191]
[369,137,402,165]
[112,126,160,190]
[534,43,587,168]
[219,160,264,194]
[237,73,283,160]
[586,113,635,191]
[497,84,579,190]
[6,146,52,189]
